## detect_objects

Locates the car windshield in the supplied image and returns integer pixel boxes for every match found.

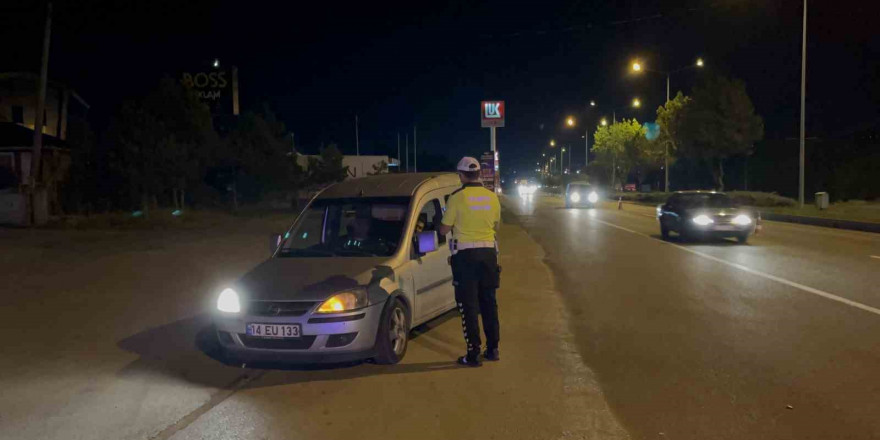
[569,184,592,192]
[678,193,737,208]
[278,197,410,258]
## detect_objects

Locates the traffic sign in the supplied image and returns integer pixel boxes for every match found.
[481,101,505,128]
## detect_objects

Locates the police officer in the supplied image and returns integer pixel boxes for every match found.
[437,157,502,367]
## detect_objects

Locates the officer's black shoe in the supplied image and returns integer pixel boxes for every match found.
[482,348,500,361]
[457,355,483,368]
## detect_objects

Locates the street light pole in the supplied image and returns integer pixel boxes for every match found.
[799,0,807,208]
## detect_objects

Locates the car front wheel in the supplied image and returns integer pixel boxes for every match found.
[373,298,409,365]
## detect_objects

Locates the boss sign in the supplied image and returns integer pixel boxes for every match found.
[481,100,505,128]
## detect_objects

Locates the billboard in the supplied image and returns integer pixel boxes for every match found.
[181,67,239,115]
[480,151,499,192]
[480,100,505,128]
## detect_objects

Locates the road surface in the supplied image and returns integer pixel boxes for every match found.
[1,194,878,440]
[505,193,880,439]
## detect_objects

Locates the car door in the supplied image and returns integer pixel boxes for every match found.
[411,192,454,323]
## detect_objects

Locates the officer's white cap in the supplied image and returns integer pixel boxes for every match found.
[456,157,481,172]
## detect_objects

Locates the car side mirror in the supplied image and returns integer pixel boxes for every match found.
[269,233,282,255]
[416,231,439,255]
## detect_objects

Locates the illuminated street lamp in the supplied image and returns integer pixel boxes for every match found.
[213,58,220,68]
[566,116,575,127]
[589,100,596,107]
[600,118,608,126]
[632,98,641,108]
[631,56,705,191]
[550,140,556,147]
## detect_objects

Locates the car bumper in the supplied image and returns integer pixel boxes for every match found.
[686,224,755,237]
[213,302,385,364]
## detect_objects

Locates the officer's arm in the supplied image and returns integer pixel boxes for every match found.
[438,194,458,237]
[437,223,452,236]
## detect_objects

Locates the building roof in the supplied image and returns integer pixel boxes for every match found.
[0,123,66,148]
[318,173,460,199]
[0,72,90,109]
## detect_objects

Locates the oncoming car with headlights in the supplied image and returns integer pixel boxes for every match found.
[565,182,599,208]
[214,173,461,365]
[517,179,538,196]
[657,191,757,244]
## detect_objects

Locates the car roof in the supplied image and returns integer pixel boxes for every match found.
[317,172,461,199]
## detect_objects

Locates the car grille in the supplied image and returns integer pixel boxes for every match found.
[238,334,317,350]
[712,215,734,225]
[246,301,317,317]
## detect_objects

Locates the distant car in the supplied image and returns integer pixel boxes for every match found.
[657,191,757,243]
[213,173,461,365]
[517,179,538,196]
[565,182,600,208]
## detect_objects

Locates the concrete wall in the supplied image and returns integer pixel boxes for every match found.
[0,192,27,225]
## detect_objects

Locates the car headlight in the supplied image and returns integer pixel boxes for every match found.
[316,289,368,313]
[732,214,752,225]
[587,191,599,203]
[217,288,241,313]
[570,192,581,202]
[692,215,714,226]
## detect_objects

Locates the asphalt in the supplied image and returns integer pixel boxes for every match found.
[2,196,878,440]
[506,194,880,439]
[0,215,627,440]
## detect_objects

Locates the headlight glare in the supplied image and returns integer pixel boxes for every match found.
[317,289,368,313]
[217,288,241,313]
[732,214,752,225]
[570,192,581,202]
[588,191,599,203]
[692,215,714,226]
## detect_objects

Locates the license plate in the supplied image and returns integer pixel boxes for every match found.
[715,225,737,231]
[246,323,301,338]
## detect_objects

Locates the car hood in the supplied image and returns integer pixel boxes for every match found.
[236,257,390,301]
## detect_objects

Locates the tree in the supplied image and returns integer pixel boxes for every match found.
[656,92,692,174]
[223,110,303,208]
[306,144,348,186]
[108,78,217,213]
[677,75,764,190]
[592,119,651,190]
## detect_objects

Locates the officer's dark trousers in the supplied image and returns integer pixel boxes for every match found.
[451,248,500,354]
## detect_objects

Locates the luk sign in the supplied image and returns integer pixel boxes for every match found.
[481,100,505,128]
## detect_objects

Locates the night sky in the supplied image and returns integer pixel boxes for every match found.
[3,0,878,176]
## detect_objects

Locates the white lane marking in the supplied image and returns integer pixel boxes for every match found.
[590,217,880,318]
[871,255,880,260]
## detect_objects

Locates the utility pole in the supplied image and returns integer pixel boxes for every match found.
[397,133,401,171]
[355,115,360,156]
[413,125,417,173]
[665,73,671,192]
[798,0,807,208]
[30,1,52,226]
[405,134,409,173]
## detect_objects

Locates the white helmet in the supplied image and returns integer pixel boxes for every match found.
[456,157,481,172]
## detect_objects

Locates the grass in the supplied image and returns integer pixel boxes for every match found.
[757,200,880,224]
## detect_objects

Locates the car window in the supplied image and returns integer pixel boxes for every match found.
[414,198,445,244]
[678,194,736,208]
[278,197,410,257]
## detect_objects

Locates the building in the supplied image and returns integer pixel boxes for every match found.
[0,72,89,225]
[295,154,400,179]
